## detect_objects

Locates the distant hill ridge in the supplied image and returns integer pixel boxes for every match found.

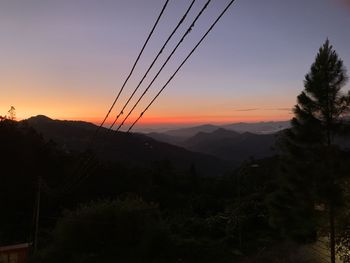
[24,116,291,168]
[162,121,290,138]
[146,122,288,161]
[23,115,229,176]
[164,124,221,138]
[181,128,277,161]
[27,115,97,130]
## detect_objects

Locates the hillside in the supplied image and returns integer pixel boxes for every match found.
[24,116,229,176]
[157,121,290,138]
[181,128,277,161]
[147,127,278,162]
[222,121,290,134]
[163,124,221,138]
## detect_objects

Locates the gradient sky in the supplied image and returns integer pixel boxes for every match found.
[0,0,350,130]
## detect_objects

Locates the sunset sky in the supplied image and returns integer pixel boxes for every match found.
[0,0,350,130]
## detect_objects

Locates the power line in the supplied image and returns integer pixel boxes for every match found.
[39,149,97,197]
[64,155,99,194]
[128,0,237,132]
[59,0,237,193]
[57,1,171,194]
[115,0,212,132]
[48,152,98,196]
[91,0,170,142]
[64,0,207,192]
[108,0,197,130]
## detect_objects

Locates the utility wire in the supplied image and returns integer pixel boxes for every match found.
[59,0,237,193]
[91,0,169,142]
[66,0,198,194]
[57,1,171,194]
[109,0,197,130]
[128,0,237,132]
[40,150,97,197]
[64,0,206,193]
[115,0,212,132]
[64,158,99,194]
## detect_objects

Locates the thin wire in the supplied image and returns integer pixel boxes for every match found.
[68,0,197,192]
[91,0,170,142]
[41,151,95,197]
[116,0,212,132]
[64,158,98,194]
[128,0,237,132]
[62,0,236,192]
[64,0,207,193]
[58,1,170,194]
[109,0,197,130]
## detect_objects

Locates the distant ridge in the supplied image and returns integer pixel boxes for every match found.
[164,124,221,138]
[184,128,241,149]
[24,116,289,166]
[181,128,277,161]
[222,121,290,134]
[146,121,290,149]
[24,115,229,176]
[161,121,290,137]
[26,115,97,130]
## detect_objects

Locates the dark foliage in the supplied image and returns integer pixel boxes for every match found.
[0,119,75,245]
[36,199,171,263]
[268,40,350,262]
[0,117,284,262]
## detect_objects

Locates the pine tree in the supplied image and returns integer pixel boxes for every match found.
[270,40,350,263]
[7,106,16,120]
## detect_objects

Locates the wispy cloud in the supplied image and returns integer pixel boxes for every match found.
[275,108,292,111]
[232,107,293,112]
[234,108,259,112]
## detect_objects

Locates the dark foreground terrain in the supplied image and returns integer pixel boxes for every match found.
[1,116,350,263]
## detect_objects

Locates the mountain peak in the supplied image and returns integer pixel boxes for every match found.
[26,115,53,122]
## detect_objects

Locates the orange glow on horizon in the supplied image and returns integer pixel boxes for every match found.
[132,114,291,125]
[15,113,291,126]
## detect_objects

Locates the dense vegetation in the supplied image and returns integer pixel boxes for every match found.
[0,117,291,262]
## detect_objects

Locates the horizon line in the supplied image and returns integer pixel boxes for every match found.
[17,114,291,127]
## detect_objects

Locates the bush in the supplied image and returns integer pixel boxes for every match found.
[36,198,171,263]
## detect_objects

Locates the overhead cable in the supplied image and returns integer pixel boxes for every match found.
[116,0,212,132]
[128,0,237,132]
[109,0,197,130]
[91,0,170,141]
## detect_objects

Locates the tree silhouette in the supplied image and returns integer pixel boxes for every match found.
[7,106,16,120]
[273,39,350,262]
[35,198,171,263]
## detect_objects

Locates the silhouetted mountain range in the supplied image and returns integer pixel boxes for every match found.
[183,129,277,162]
[147,122,350,162]
[222,121,290,134]
[157,121,290,138]
[148,127,277,161]
[24,116,291,171]
[147,121,289,145]
[24,115,228,176]
[163,124,221,138]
